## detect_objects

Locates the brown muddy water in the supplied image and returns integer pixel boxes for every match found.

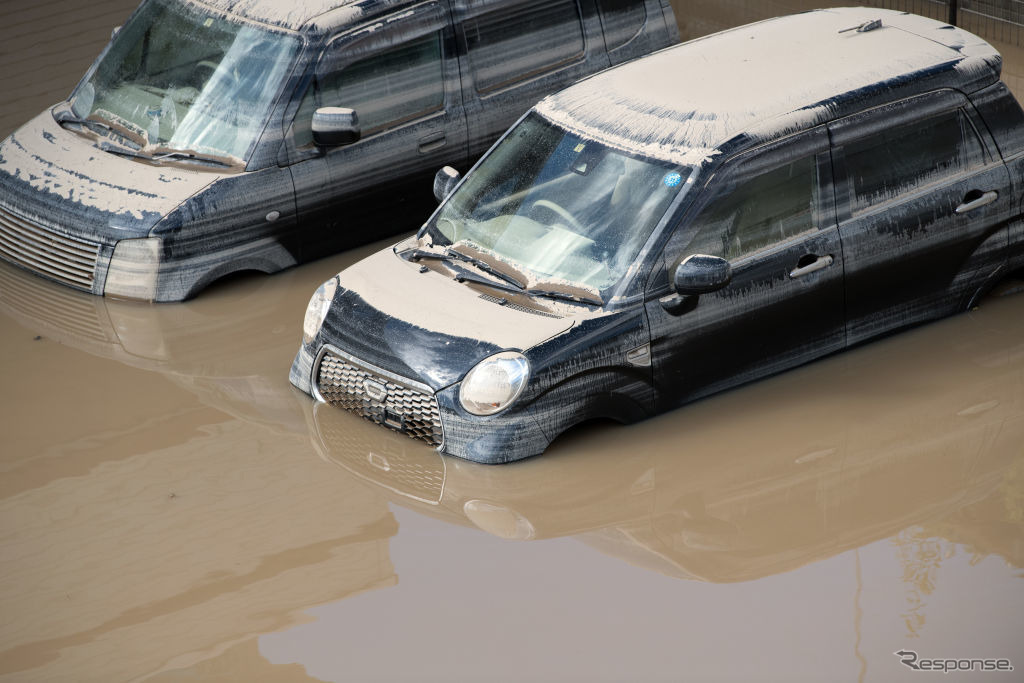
[1,2,1023,682]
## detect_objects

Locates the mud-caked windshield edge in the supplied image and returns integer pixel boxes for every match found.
[422,113,694,303]
[67,0,300,164]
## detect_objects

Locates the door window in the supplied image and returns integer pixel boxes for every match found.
[295,32,444,145]
[464,0,585,92]
[597,0,647,50]
[682,155,818,261]
[843,109,985,215]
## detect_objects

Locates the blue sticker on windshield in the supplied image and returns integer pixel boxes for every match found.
[663,172,683,187]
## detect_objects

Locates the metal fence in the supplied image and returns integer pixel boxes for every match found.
[674,1,1024,47]
[858,0,1024,46]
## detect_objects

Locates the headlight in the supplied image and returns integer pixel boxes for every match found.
[302,276,339,345]
[459,351,530,416]
[104,237,162,300]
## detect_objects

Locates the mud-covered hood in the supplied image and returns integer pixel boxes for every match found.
[318,248,576,391]
[0,110,225,242]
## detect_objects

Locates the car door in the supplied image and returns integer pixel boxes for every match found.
[452,0,609,159]
[829,89,1013,345]
[644,126,845,408]
[286,2,468,260]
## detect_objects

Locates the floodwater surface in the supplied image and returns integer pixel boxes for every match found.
[1,2,1023,682]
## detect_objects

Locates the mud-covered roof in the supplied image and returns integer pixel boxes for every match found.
[188,0,415,33]
[535,7,1002,167]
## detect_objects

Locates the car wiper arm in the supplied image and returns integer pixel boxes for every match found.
[526,288,603,307]
[151,150,237,168]
[411,248,526,291]
[451,270,524,295]
[447,248,526,290]
[97,141,152,160]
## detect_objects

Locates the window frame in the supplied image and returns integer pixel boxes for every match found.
[461,0,587,94]
[659,127,835,276]
[828,89,992,223]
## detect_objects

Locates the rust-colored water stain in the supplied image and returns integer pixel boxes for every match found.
[2,2,1023,682]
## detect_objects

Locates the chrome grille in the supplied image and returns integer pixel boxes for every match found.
[0,204,100,291]
[316,350,443,446]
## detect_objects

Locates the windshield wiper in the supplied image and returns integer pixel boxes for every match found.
[411,248,526,291]
[526,288,603,307]
[55,113,144,148]
[152,150,237,168]
[97,142,235,168]
[452,271,524,295]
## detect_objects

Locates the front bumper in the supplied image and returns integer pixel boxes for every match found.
[290,341,552,464]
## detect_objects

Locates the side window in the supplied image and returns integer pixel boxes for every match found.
[597,0,647,51]
[684,155,817,261]
[321,33,444,134]
[465,0,585,92]
[843,108,985,215]
[296,32,444,146]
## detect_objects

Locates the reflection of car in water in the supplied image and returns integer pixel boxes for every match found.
[305,288,1024,582]
[0,0,678,301]
[293,7,1024,463]
[0,262,403,681]
[0,253,363,432]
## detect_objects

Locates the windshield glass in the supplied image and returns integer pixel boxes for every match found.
[427,114,687,293]
[70,0,300,162]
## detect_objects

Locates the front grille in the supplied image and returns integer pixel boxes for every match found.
[316,349,443,446]
[314,405,446,504]
[0,204,100,291]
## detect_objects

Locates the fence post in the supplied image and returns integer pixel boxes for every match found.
[948,0,958,26]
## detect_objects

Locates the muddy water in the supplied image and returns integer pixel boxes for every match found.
[1,2,1023,682]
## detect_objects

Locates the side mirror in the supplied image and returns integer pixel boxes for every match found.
[433,166,461,203]
[673,254,732,295]
[312,107,360,147]
[111,26,121,39]
[660,254,731,315]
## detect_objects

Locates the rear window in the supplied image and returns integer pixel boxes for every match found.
[464,0,585,92]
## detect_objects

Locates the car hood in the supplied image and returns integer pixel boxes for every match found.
[318,248,576,391]
[0,109,226,242]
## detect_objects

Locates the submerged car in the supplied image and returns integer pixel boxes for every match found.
[292,7,1024,464]
[0,0,677,301]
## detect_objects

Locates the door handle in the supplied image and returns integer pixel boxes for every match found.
[955,190,998,214]
[418,131,446,153]
[789,254,834,279]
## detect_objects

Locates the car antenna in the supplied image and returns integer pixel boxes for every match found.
[838,19,882,34]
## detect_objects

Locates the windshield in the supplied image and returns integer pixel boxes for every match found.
[69,0,300,162]
[426,114,687,293]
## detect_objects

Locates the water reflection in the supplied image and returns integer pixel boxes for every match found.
[309,289,1024,583]
[0,254,402,682]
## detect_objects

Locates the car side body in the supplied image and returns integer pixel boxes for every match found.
[292,7,1024,463]
[0,0,677,301]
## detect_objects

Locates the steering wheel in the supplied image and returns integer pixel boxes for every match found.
[528,199,584,232]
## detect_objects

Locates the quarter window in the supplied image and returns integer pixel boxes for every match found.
[844,109,985,215]
[684,155,817,260]
[465,0,585,92]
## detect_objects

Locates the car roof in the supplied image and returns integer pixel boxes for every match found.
[189,0,417,34]
[534,7,1001,168]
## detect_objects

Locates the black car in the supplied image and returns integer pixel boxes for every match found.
[293,7,1024,463]
[0,0,677,301]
